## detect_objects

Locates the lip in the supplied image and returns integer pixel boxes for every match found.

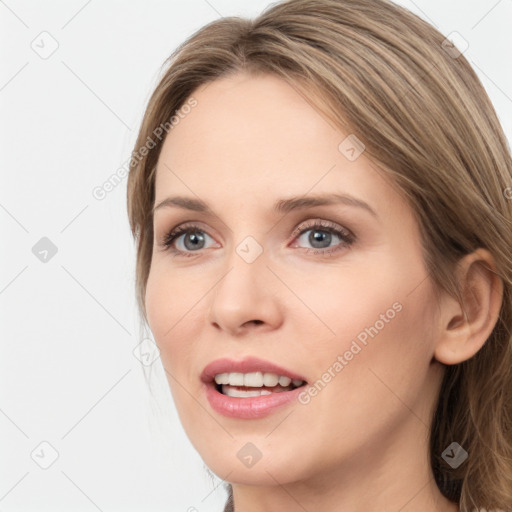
[203,382,305,419]
[201,356,308,420]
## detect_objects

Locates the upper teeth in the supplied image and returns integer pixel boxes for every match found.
[214,372,303,388]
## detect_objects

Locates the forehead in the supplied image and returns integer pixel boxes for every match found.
[154,72,399,219]
[160,73,338,169]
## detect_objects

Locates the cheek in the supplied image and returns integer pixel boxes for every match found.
[286,261,411,356]
[288,284,438,473]
[145,267,208,421]
[144,263,201,366]
[309,275,438,426]
[145,258,206,335]
[293,254,436,399]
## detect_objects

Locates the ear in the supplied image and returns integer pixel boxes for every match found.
[434,248,504,365]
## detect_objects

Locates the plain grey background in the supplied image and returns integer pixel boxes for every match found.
[1,1,511,511]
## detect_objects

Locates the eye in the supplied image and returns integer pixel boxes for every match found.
[158,219,355,258]
[290,219,355,256]
[159,223,218,257]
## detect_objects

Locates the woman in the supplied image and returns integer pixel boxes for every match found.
[126,0,512,510]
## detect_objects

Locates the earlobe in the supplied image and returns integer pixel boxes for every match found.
[434,248,504,366]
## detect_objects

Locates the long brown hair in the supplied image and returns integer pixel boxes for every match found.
[127,0,512,509]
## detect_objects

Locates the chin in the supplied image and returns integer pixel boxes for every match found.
[206,458,304,486]
[190,434,312,487]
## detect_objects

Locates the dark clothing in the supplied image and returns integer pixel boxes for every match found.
[223,486,234,512]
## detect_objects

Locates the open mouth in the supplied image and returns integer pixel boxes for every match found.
[202,361,309,418]
[214,372,307,398]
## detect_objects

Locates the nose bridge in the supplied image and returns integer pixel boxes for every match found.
[214,235,268,305]
[207,230,282,332]
[219,211,268,277]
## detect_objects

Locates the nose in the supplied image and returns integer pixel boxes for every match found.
[207,249,284,337]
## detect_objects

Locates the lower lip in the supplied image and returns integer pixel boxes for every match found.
[204,382,305,419]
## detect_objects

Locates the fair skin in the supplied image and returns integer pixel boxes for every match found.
[145,71,502,511]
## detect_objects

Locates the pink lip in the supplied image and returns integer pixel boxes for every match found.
[201,356,308,420]
[203,383,305,419]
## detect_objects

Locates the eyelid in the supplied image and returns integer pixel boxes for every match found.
[289,218,353,241]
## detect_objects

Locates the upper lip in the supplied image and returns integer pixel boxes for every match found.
[201,356,307,384]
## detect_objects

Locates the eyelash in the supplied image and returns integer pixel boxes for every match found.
[159,220,355,258]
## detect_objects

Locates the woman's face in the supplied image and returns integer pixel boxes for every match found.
[145,72,446,487]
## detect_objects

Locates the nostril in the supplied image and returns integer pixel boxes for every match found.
[243,319,264,327]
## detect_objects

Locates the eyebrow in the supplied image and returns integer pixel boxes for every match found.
[153,193,377,218]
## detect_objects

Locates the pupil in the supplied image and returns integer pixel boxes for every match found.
[310,230,331,248]
[184,231,204,250]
